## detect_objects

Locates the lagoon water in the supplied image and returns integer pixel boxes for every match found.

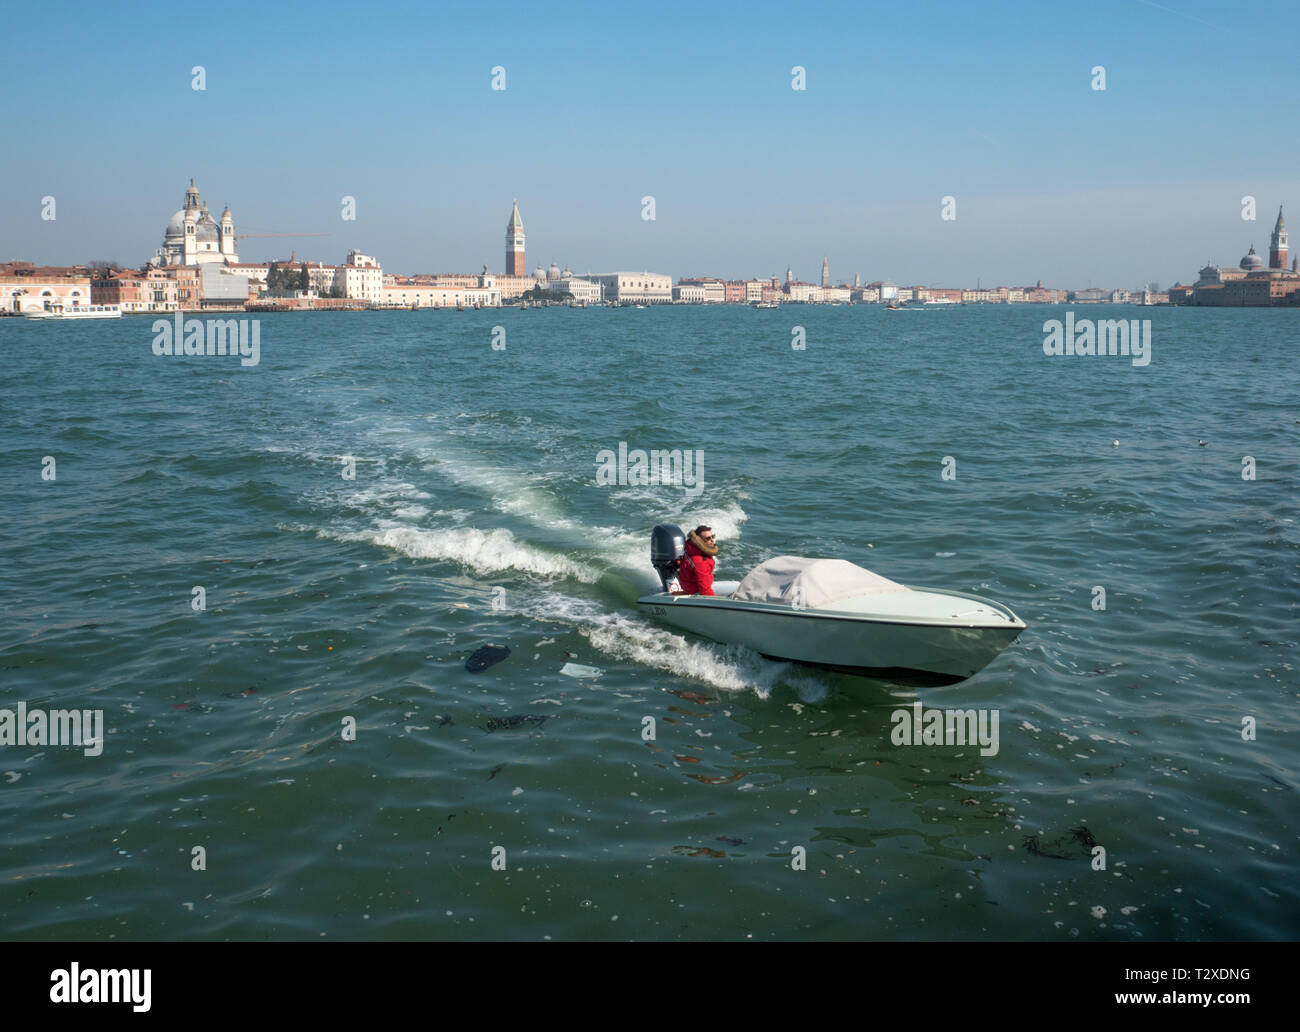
[1,304,1296,940]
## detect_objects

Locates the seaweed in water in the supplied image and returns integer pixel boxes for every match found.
[1024,825,1104,860]
[481,714,549,733]
[1022,835,1074,860]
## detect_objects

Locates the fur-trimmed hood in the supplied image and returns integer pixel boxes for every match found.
[686,530,718,558]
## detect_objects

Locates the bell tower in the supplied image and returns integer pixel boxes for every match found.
[1269,207,1287,270]
[506,200,525,276]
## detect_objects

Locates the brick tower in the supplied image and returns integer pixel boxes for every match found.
[1268,207,1287,270]
[506,200,526,276]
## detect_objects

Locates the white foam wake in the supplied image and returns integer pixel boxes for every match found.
[522,590,825,700]
[324,524,603,583]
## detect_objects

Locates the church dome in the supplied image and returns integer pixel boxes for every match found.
[547,261,561,281]
[195,215,220,243]
[165,210,190,238]
[1240,245,1263,270]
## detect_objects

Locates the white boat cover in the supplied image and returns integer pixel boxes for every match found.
[729,556,908,608]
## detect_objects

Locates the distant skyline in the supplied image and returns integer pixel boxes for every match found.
[2,0,1297,287]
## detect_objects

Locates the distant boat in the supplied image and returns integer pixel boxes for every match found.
[751,300,779,309]
[886,303,900,310]
[25,304,121,319]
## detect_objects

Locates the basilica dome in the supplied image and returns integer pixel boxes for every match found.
[1240,245,1264,270]
[155,180,237,267]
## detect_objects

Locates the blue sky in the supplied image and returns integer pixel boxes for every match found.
[2,0,1297,287]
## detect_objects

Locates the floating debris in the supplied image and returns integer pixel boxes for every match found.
[487,763,506,780]
[1023,835,1073,860]
[482,714,550,733]
[672,845,727,858]
[466,645,510,672]
[559,662,601,678]
[220,686,258,699]
[686,771,745,786]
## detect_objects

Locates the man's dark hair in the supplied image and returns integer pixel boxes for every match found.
[693,525,713,537]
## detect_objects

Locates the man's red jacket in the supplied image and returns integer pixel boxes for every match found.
[677,539,715,596]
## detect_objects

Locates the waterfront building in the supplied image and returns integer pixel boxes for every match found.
[1070,287,1109,303]
[225,262,272,292]
[164,265,201,308]
[676,277,726,303]
[785,281,822,302]
[1,263,92,313]
[91,268,179,313]
[494,274,541,299]
[335,250,383,304]
[199,265,252,309]
[743,280,765,302]
[589,272,672,303]
[381,282,501,307]
[151,180,238,267]
[541,273,599,302]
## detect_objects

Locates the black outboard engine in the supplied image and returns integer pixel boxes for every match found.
[650,524,686,592]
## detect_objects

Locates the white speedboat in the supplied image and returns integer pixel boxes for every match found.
[25,304,121,319]
[636,525,1025,684]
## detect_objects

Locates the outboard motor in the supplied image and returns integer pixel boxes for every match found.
[650,524,685,592]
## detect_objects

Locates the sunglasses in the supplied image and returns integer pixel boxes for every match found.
[701,534,715,542]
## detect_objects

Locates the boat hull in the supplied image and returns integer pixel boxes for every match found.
[636,587,1024,684]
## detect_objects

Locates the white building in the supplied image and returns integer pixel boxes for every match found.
[336,250,383,304]
[590,271,672,303]
[676,278,726,303]
[547,277,603,303]
[382,283,501,308]
[151,180,238,267]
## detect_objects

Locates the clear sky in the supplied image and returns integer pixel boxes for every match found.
[2,0,1297,288]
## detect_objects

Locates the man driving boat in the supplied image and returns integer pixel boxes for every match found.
[675,525,718,596]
